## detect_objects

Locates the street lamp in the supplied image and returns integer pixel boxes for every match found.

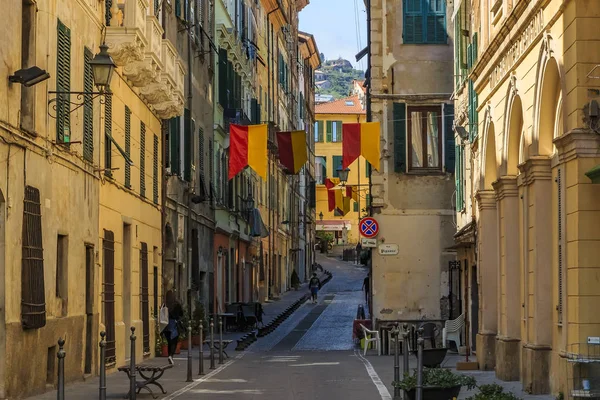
[319,211,324,221]
[88,43,117,93]
[337,163,350,184]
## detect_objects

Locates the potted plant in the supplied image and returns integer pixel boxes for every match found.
[466,384,522,400]
[155,323,168,357]
[191,300,208,346]
[291,270,301,290]
[178,308,189,351]
[394,368,477,400]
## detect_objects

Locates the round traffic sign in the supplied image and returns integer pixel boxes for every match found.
[359,217,379,238]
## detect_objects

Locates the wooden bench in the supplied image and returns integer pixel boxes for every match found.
[118,363,173,399]
[203,339,233,358]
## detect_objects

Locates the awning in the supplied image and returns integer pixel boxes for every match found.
[355,46,368,62]
[316,220,352,231]
[586,164,600,184]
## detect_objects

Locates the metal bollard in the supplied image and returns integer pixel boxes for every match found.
[57,338,65,400]
[218,317,224,364]
[198,320,205,375]
[129,327,137,400]
[392,324,401,399]
[415,328,424,400]
[99,331,107,400]
[209,318,215,369]
[402,323,409,376]
[186,323,193,382]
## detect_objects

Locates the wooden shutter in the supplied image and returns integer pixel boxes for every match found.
[317,120,324,142]
[472,33,478,65]
[102,230,116,364]
[104,92,113,177]
[403,0,423,43]
[332,155,342,177]
[140,242,150,354]
[83,48,94,162]
[125,106,132,188]
[140,122,146,197]
[21,185,46,329]
[56,20,71,143]
[153,134,159,204]
[322,156,327,179]
[393,102,407,173]
[444,103,455,173]
[170,118,180,175]
[425,0,446,43]
[557,168,564,324]
[227,61,234,108]
[326,121,333,142]
[175,0,182,18]
[199,127,205,175]
[455,145,463,211]
[218,48,228,107]
[184,110,192,182]
[366,161,371,177]
[251,98,259,124]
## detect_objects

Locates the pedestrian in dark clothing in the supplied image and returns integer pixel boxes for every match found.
[163,290,183,364]
[309,273,321,304]
[362,275,370,304]
[355,242,362,264]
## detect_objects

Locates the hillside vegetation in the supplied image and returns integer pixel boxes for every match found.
[316,58,364,100]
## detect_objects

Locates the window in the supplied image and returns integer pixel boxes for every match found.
[468,79,478,140]
[83,48,94,162]
[184,110,193,182]
[315,120,324,142]
[403,0,447,44]
[56,234,68,314]
[140,122,146,197]
[407,106,442,171]
[124,106,131,188]
[153,134,159,204]
[56,20,71,143]
[169,117,181,175]
[21,0,36,133]
[454,2,469,89]
[332,155,343,177]
[22,185,46,329]
[455,145,464,211]
[329,121,343,142]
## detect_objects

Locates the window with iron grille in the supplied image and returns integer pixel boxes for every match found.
[140,122,146,197]
[140,242,150,355]
[125,106,132,188]
[102,230,116,365]
[56,20,71,144]
[153,134,159,204]
[83,48,94,162]
[21,185,46,329]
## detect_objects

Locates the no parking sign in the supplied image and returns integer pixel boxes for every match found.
[359,217,379,238]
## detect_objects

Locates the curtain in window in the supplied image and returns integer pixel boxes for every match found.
[427,112,439,168]
[411,111,423,167]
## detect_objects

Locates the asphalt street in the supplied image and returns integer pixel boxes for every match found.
[167,255,383,400]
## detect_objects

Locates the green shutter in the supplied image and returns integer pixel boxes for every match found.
[227,61,234,108]
[199,127,205,174]
[218,48,228,108]
[403,0,423,43]
[140,122,146,197]
[83,48,94,162]
[354,202,359,212]
[124,106,131,188]
[444,103,455,173]
[326,121,333,142]
[365,161,371,177]
[322,156,327,179]
[332,155,342,177]
[104,91,112,177]
[317,120,324,142]
[184,109,192,182]
[393,102,406,173]
[153,134,159,204]
[56,20,71,143]
[455,145,463,211]
[251,98,259,124]
[175,0,182,18]
[468,80,478,141]
[169,118,180,175]
[472,32,478,65]
[425,0,446,44]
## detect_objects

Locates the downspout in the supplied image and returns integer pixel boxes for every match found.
[186,0,194,316]
[366,0,374,320]
[160,0,168,302]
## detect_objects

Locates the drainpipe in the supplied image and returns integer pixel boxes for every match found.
[365,0,374,321]
[186,0,194,317]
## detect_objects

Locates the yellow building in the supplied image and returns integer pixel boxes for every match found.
[315,95,368,245]
[452,0,600,394]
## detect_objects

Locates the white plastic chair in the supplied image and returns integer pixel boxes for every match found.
[442,313,465,349]
[360,324,381,356]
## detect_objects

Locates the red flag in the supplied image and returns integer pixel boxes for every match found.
[229,124,268,179]
[325,178,336,212]
[276,131,308,174]
[342,122,381,170]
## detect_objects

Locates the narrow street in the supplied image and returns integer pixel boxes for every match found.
[165,256,382,400]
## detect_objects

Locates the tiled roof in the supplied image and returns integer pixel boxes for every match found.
[315,95,365,114]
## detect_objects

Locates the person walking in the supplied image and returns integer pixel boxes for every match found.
[362,274,370,305]
[162,290,183,364]
[309,273,321,304]
[355,242,362,264]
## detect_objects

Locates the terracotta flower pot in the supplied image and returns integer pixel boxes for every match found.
[192,335,201,346]
[161,344,169,357]
[175,341,182,354]
[180,339,189,350]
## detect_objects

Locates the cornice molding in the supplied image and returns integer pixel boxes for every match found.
[554,129,600,164]
[492,176,519,201]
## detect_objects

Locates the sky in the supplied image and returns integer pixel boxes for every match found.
[299,0,368,71]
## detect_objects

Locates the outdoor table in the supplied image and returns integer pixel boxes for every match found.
[217,312,236,331]
[204,339,233,358]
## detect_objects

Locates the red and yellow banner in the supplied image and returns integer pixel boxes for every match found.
[345,185,358,203]
[342,122,381,170]
[325,178,340,212]
[276,130,307,174]
[229,124,268,180]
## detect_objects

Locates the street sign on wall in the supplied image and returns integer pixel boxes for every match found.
[361,238,377,248]
[378,244,399,256]
[359,217,379,238]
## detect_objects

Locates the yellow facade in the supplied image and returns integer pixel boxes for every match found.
[315,97,367,245]
[453,0,600,394]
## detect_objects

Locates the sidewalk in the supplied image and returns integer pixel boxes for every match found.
[366,351,554,399]
[27,271,325,400]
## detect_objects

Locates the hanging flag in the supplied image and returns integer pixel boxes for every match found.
[325,178,340,212]
[342,122,381,170]
[276,130,308,174]
[345,185,358,203]
[229,124,268,180]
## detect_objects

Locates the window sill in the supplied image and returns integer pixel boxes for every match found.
[406,169,445,176]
